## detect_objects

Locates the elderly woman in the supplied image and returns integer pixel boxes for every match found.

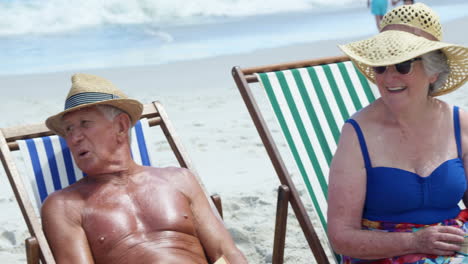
[327,3,468,263]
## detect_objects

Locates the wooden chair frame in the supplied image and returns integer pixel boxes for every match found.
[0,101,223,264]
[232,55,351,264]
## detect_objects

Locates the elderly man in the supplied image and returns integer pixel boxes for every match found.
[41,73,247,264]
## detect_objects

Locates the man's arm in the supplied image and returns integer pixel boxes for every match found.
[41,192,94,264]
[176,169,248,264]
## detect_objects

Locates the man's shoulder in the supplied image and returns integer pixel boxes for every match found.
[142,166,200,197]
[42,180,87,209]
[40,185,85,221]
[144,166,193,180]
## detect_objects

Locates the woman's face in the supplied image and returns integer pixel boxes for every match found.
[374,58,438,110]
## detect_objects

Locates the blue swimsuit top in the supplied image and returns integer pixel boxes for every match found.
[346,106,467,225]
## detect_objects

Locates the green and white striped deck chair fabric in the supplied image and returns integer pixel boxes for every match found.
[256,60,379,255]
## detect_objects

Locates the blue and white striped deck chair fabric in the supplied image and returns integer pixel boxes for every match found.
[17,119,153,212]
[256,60,380,256]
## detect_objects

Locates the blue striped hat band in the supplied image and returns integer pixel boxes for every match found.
[64,92,120,110]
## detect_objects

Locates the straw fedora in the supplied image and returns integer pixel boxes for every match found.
[46,73,143,137]
[339,3,468,96]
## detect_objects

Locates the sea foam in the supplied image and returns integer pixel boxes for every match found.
[0,0,363,36]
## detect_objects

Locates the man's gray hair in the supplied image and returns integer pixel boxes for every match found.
[421,50,450,95]
[96,105,132,142]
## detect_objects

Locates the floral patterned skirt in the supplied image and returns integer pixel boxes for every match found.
[341,209,468,264]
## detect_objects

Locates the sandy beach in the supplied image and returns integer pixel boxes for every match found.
[1,9,468,264]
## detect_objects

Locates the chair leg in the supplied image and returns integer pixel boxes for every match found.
[272,185,290,264]
[211,194,223,219]
[25,236,40,264]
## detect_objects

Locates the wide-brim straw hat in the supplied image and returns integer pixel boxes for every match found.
[339,3,468,96]
[46,73,143,137]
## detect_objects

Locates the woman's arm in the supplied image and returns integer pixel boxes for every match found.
[459,108,468,207]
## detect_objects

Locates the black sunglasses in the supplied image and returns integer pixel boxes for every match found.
[373,58,422,75]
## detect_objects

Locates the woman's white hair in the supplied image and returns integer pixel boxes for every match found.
[96,105,132,142]
[421,50,450,95]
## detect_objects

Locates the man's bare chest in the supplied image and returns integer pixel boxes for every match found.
[81,185,198,251]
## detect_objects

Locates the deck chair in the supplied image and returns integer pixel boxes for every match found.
[232,56,379,264]
[0,101,223,264]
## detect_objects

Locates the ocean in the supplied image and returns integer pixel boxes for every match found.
[1,0,467,76]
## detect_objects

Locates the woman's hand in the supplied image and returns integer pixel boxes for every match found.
[413,226,465,255]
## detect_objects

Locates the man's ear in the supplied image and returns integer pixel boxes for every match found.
[115,113,131,143]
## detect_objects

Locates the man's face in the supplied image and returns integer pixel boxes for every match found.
[62,106,119,175]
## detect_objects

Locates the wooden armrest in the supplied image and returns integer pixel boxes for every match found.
[272,185,290,264]
[25,236,40,264]
[210,194,223,219]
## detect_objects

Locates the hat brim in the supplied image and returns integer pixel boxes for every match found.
[46,98,143,137]
[339,30,468,96]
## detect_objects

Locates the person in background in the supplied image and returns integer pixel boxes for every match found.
[367,0,388,31]
[392,0,414,6]
[328,3,468,263]
[41,73,247,264]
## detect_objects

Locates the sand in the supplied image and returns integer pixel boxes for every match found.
[1,14,468,263]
